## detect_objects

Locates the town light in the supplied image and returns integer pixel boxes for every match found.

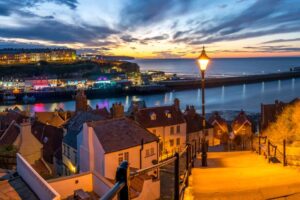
[196,46,210,71]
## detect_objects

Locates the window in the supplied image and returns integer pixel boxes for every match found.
[63,144,66,155]
[67,146,70,159]
[165,110,172,118]
[176,125,180,133]
[119,152,129,165]
[176,138,180,146]
[124,152,129,161]
[170,127,174,135]
[74,150,77,164]
[150,147,154,155]
[150,112,156,120]
[118,153,123,165]
[146,148,155,157]
[170,139,174,147]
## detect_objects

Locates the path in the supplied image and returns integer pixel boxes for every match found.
[184,151,300,200]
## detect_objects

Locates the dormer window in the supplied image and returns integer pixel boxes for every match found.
[165,110,172,118]
[150,112,156,120]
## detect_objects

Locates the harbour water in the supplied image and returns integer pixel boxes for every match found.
[135,57,300,76]
[1,78,299,113]
[1,57,300,113]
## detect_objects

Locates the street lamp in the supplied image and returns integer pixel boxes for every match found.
[196,46,210,167]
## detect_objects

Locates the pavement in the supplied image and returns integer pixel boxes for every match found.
[184,151,300,200]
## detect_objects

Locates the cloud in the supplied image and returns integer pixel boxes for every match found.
[119,0,193,28]
[261,38,300,44]
[0,20,118,44]
[244,45,300,52]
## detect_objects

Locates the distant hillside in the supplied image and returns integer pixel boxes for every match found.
[0,60,140,79]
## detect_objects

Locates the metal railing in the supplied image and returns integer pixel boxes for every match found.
[100,144,196,200]
[253,135,286,166]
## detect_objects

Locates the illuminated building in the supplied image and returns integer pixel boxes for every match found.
[0,48,76,65]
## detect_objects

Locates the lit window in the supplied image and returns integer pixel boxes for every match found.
[118,153,123,165]
[150,112,157,120]
[176,138,180,146]
[165,110,172,118]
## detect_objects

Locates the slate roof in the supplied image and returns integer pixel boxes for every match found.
[88,118,159,153]
[134,105,185,128]
[63,109,109,149]
[0,121,19,145]
[184,113,212,134]
[32,121,64,163]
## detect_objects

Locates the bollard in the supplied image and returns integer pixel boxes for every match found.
[201,139,208,167]
[116,161,130,200]
[174,153,180,200]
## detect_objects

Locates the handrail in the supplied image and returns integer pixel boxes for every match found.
[130,156,177,177]
[100,181,125,200]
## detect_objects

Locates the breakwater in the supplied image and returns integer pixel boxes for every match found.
[159,71,300,90]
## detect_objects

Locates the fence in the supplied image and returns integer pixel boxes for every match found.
[100,144,197,200]
[253,135,286,166]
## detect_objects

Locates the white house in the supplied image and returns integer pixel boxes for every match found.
[134,99,186,158]
[79,117,160,199]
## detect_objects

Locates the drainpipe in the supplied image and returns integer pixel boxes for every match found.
[140,139,144,169]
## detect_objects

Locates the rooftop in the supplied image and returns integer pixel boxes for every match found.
[135,105,185,128]
[88,117,159,153]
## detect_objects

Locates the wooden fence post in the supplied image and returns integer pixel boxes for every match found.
[283,139,286,166]
[267,140,270,163]
[258,136,261,155]
[174,152,180,200]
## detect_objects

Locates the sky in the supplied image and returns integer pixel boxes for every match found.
[0,0,300,58]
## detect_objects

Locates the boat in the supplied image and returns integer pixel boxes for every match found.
[3,92,16,101]
[23,95,36,103]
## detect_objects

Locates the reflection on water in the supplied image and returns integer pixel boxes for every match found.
[1,78,300,113]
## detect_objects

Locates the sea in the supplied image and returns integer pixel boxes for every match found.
[1,57,300,114]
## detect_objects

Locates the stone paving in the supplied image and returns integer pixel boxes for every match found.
[184,151,300,200]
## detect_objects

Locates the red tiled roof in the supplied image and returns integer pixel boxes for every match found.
[87,118,159,153]
[134,105,185,128]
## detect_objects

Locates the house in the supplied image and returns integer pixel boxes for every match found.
[260,98,300,131]
[134,99,186,158]
[31,121,64,176]
[62,108,110,175]
[231,110,253,150]
[183,105,214,152]
[80,117,160,199]
[208,112,229,145]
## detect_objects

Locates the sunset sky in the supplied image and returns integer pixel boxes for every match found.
[0,0,300,58]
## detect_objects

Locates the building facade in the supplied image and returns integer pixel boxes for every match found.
[134,99,187,158]
[0,48,76,65]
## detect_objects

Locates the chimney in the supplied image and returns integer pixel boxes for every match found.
[111,102,124,118]
[75,90,88,112]
[174,98,180,111]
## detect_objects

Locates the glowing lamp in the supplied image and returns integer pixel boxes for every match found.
[196,46,210,71]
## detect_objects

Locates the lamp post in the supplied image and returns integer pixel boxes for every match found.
[196,46,210,167]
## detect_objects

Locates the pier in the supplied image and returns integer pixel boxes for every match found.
[159,71,300,90]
